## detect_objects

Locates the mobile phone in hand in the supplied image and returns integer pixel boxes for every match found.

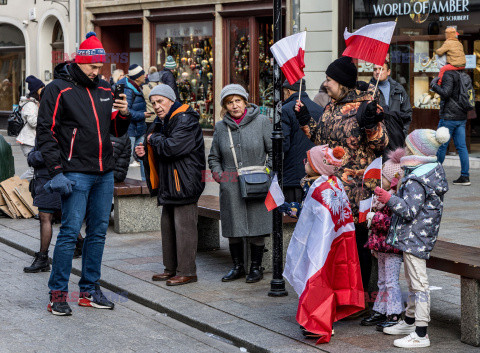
[114,83,125,101]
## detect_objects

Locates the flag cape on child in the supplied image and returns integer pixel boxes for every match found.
[343,21,396,66]
[270,31,306,84]
[283,175,364,344]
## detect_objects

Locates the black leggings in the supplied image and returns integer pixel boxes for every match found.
[355,223,372,293]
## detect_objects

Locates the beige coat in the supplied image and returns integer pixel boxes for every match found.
[436,28,466,67]
[142,81,160,123]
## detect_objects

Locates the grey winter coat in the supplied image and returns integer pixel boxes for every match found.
[386,162,448,260]
[208,105,273,238]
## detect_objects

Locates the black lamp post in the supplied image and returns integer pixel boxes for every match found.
[268,0,288,297]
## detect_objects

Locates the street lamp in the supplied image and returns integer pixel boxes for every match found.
[268,0,288,298]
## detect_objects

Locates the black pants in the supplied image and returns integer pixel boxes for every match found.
[355,223,371,293]
[283,186,304,204]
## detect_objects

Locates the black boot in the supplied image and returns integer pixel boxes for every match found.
[246,244,264,283]
[360,311,387,326]
[24,251,50,273]
[376,313,402,332]
[73,236,84,259]
[222,242,246,282]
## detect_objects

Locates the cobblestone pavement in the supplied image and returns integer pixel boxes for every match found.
[0,242,240,353]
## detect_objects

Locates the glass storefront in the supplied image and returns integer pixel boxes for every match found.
[155,21,214,129]
[0,24,25,111]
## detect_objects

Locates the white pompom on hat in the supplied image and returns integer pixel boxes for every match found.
[405,127,450,157]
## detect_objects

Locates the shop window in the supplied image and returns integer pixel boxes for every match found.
[258,20,274,118]
[155,21,214,129]
[51,20,64,72]
[229,19,251,92]
[0,23,25,111]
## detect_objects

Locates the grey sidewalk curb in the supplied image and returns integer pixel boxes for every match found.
[0,223,327,353]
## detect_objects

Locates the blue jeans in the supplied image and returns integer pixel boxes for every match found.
[437,119,469,177]
[130,135,145,181]
[48,172,114,294]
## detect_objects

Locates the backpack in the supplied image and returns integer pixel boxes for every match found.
[7,104,25,137]
[454,71,475,112]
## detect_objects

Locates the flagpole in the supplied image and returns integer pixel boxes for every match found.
[269,0,288,297]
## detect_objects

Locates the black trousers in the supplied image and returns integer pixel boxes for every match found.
[355,223,372,293]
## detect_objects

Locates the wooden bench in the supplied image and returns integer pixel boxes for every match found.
[428,240,480,346]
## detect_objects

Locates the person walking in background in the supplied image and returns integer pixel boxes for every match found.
[142,71,161,130]
[376,127,450,348]
[17,75,45,180]
[370,60,412,156]
[293,56,388,302]
[208,84,272,284]
[110,69,125,90]
[37,32,131,316]
[136,85,205,286]
[159,56,180,101]
[118,64,148,177]
[430,56,471,186]
[281,78,323,204]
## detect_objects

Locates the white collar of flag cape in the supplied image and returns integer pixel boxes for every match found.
[359,156,383,223]
[270,31,306,85]
[343,21,396,66]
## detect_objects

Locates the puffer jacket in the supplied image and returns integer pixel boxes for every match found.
[282,91,323,187]
[299,88,388,223]
[386,162,448,260]
[118,77,147,137]
[431,70,467,121]
[17,97,39,146]
[111,133,131,183]
[142,103,205,205]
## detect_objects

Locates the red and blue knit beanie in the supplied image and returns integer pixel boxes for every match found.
[75,32,106,64]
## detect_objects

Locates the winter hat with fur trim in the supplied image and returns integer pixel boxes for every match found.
[382,148,405,182]
[75,32,106,64]
[307,145,345,176]
[405,127,450,157]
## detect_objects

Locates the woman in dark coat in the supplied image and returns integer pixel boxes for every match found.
[208,84,272,283]
[24,146,83,273]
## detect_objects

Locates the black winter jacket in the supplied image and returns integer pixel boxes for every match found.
[111,133,131,183]
[282,92,323,187]
[370,77,412,158]
[159,69,180,101]
[27,146,61,211]
[142,103,205,205]
[431,70,467,121]
[37,63,131,177]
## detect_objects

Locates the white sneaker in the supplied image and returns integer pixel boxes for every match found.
[129,161,140,167]
[394,332,430,348]
[383,320,415,335]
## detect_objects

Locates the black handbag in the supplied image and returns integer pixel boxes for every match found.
[7,105,25,137]
[227,126,270,200]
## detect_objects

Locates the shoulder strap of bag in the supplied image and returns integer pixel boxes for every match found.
[227,126,240,172]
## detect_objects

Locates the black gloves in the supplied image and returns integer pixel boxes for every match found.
[359,100,384,130]
[293,103,311,126]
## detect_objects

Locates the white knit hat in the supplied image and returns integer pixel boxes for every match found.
[220,84,249,106]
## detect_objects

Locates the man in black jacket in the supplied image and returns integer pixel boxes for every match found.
[370,62,412,158]
[135,84,205,286]
[431,69,470,185]
[281,79,323,203]
[37,32,131,316]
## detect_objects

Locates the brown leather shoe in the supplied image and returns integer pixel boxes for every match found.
[166,275,198,286]
[152,272,175,281]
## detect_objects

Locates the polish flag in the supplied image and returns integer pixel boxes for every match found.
[343,21,396,66]
[265,174,285,211]
[358,196,373,224]
[363,157,382,181]
[283,176,364,343]
[270,31,306,85]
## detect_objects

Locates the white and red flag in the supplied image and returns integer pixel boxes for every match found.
[343,21,396,66]
[270,31,306,84]
[363,157,382,181]
[265,174,285,211]
[358,196,373,224]
[283,175,364,343]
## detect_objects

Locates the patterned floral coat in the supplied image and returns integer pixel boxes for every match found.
[365,205,401,254]
[300,88,388,223]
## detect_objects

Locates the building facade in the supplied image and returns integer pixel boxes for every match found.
[82,0,338,131]
[0,0,78,114]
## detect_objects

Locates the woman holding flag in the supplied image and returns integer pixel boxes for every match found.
[293,55,388,297]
